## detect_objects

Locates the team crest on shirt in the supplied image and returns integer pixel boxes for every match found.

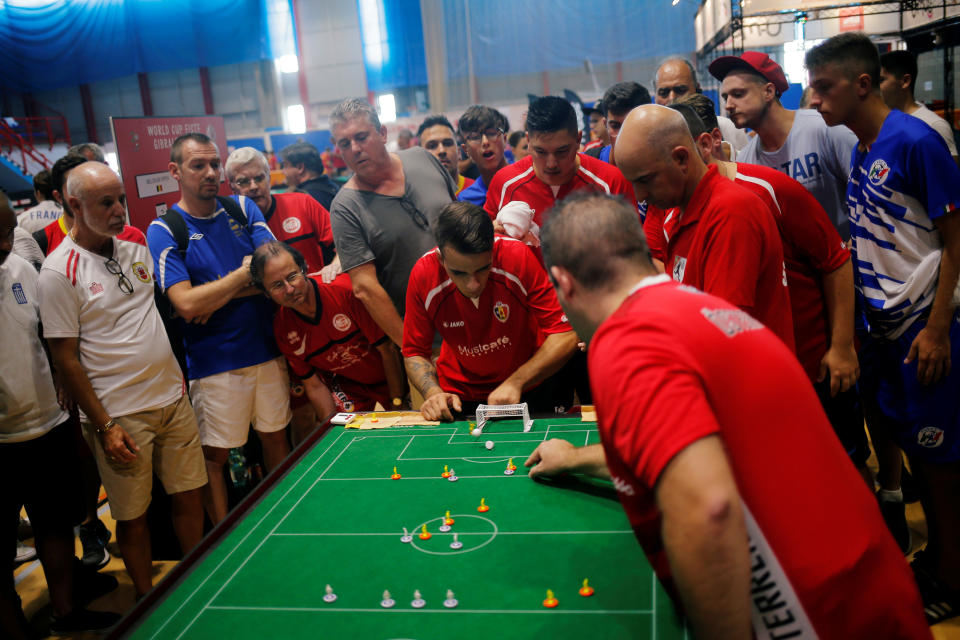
[12,282,27,304]
[282,217,302,234]
[332,313,352,332]
[493,301,509,323]
[228,217,243,238]
[868,159,890,186]
[132,261,151,283]
[89,282,104,296]
[917,426,944,448]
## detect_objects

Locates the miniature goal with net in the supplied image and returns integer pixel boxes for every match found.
[473,403,533,434]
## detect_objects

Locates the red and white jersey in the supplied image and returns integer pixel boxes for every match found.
[35,216,143,257]
[644,166,795,351]
[591,277,930,640]
[484,153,635,227]
[403,237,571,401]
[274,274,388,389]
[37,228,185,420]
[733,163,850,379]
[264,192,334,273]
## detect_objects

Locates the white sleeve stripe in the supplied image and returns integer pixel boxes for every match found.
[147,219,175,240]
[157,246,173,291]
[498,167,535,206]
[577,166,612,194]
[734,173,781,216]
[491,267,528,296]
[423,278,454,311]
[254,221,276,238]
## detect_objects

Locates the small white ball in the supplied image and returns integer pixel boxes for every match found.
[485,440,494,450]
[471,428,481,436]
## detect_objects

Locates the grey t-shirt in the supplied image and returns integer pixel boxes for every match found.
[738,109,858,238]
[330,147,456,316]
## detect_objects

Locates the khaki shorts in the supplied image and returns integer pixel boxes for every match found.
[83,394,207,521]
[189,357,292,449]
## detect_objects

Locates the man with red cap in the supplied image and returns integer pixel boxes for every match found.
[709,52,858,239]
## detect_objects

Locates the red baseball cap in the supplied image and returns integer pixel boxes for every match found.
[708,52,790,95]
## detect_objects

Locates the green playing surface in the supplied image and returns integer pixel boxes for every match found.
[126,417,687,639]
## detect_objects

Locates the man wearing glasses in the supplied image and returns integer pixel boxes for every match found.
[456,105,511,207]
[38,162,206,601]
[250,241,407,426]
[417,115,474,197]
[329,98,457,347]
[226,147,339,281]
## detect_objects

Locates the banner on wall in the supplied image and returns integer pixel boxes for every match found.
[110,116,232,233]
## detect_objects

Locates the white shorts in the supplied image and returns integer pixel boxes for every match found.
[189,357,292,449]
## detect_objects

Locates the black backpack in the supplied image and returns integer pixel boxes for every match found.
[154,196,250,376]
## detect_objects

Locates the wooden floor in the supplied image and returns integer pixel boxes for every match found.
[13,458,960,639]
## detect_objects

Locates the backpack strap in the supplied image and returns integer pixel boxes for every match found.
[216,195,248,228]
[160,196,250,260]
[159,209,190,257]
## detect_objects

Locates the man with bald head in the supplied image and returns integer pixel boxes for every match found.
[39,162,206,599]
[653,58,749,152]
[617,104,794,347]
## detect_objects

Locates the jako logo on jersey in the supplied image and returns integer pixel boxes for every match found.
[868,159,890,186]
[189,233,204,241]
[917,426,944,448]
[12,282,27,304]
[443,320,465,328]
[672,256,687,282]
[282,217,302,233]
[132,262,151,283]
[332,313,352,332]
[493,301,509,322]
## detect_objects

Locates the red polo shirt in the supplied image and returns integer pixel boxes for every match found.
[645,165,795,351]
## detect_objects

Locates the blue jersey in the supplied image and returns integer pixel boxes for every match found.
[146,196,279,379]
[848,109,960,338]
[457,174,488,206]
[598,144,612,163]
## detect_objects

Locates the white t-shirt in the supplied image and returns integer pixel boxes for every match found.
[738,109,858,238]
[0,254,68,442]
[17,200,61,234]
[38,234,184,419]
[910,102,958,158]
[718,115,750,152]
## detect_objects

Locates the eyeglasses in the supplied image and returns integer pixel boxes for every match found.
[463,128,503,145]
[233,174,268,188]
[268,271,305,293]
[104,258,134,295]
[399,196,429,231]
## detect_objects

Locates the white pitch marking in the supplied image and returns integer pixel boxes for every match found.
[206,605,655,615]
[155,429,354,640]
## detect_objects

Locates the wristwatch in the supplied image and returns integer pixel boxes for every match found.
[95,419,116,435]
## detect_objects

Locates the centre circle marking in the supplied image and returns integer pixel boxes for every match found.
[409,514,498,555]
